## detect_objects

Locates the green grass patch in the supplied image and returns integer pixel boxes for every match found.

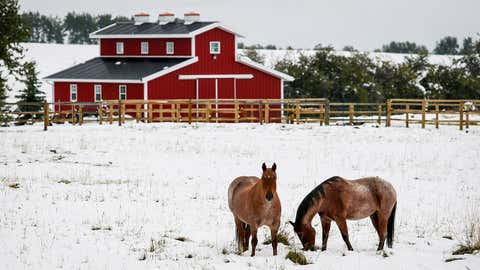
[285,250,308,265]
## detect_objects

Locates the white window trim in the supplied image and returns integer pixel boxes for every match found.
[116,42,124,54]
[210,41,221,54]
[141,41,149,54]
[70,84,77,102]
[94,84,102,102]
[119,85,127,100]
[166,42,174,55]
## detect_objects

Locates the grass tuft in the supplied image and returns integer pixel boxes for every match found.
[445,257,465,263]
[285,250,308,265]
[58,179,72,184]
[452,211,480,255]
[263,227,291,246]
[175,236,189,242]
[8,183,20,189]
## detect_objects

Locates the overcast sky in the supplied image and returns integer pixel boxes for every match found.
[19,0,480,51]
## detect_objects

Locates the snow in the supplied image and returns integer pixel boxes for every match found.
[6,43,459,104]
[1,123,479,269]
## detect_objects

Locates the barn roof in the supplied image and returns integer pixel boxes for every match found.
[44,57,195,83]
[90,21,243,38]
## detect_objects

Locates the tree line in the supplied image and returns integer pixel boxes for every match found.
[274,42,480,102]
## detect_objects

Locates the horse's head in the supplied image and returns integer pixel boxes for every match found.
[261,162,277,201]
[289,221,316,251]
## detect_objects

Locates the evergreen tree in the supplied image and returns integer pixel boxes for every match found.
[21,12,64,43]
[265,44,277,50]
[342,45,357,52]
[434,36,459,55]
[382,41,428,54]
[0,0,30,111]
[244,48,265,64]
[15,61,44,121]
[459,37,475,55]
[64,12,97,44]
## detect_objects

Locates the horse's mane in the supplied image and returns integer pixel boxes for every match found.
[294,176,341,224]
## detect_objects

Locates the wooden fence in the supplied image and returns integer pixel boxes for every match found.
[0,99,478,131]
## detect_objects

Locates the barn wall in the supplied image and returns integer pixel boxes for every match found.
[53,81,144,106]
[147,28,281,100]
[100,38,191,56]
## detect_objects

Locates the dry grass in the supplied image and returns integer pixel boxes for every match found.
[285,250,308,265]
[452,210,480,255]
[174,236,190,242]
[8,183,20,189]
[263,227,291,246]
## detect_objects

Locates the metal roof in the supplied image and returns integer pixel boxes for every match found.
[44,57,192,81]
[93,20,216,36]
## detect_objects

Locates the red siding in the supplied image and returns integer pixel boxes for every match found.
[54,82,144,112]
[100,38,191,56]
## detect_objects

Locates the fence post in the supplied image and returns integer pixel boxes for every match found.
[435,104,439,129]
[421,100,426,129]
[465,103,470,129]
[98,105,103,125]
[135,104,140,123]
[148,103,153,123]
[325,100,330,126]
[71,105,75,125]
[295,102,300,124]
[377,104,382,125]
[118,100,122,126]
[250,104,254,123]
[109,103,113,124]
[349,103,354,125]
[386,100,391,127]
[78,106,83,126]
[206,102,211,122]
[259,101,263,125]
[459,102,464,131]
[188,100,192,124]
[159,104,164,122]
[265,104,270,124]
[234,100,239,123]
[43,100,49,131]
[406,104,410,128]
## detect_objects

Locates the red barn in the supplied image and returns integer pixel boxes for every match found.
[45,12,294,109]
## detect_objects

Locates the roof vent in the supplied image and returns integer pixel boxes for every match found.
[134,12,150,25]
[158,12,175,25]
[184,12,200,25]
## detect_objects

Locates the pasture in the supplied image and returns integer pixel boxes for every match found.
[1,123,479,269]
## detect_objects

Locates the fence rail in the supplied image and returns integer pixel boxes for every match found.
[1,98,478,131]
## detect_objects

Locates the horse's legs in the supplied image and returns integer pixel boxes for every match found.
[376,214,388,251]
[234,217,246,252]
[336,218,353,251]
[250,225,258,257]
[244,224,251,251]
[370,212,380,237]
[270,222,280,256]
[320,215,332,251]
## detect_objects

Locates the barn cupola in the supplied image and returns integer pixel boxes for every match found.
[134,12,150,24]
[184,12,200,24]
[158,12,175,25]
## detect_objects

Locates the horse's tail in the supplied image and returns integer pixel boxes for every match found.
[387,201,397,248]
[235,222,248,252]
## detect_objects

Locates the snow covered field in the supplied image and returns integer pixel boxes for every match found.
[1,123,479,269]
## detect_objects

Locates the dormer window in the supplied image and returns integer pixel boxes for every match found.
[116,42,124,54]
[210,41,220,54]
[166,42,174,55]
[141,42,149,54]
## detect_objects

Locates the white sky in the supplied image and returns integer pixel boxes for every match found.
[19,0,480,51]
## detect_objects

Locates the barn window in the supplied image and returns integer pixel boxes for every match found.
[210,41,220,54]
[69,84,78,102]
[116,42,124,54]
[141,42,149,54]
[94,85,102,102]
[119,85,127,100]
[166,42,174,54]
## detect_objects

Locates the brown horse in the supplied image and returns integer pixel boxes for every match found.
[228,163,281,256]
[289,176,397,252]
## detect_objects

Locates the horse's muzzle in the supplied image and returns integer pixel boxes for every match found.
[266,192,273,201]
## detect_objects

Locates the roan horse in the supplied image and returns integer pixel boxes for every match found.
[289,176,397,252]
[228,163,281,256]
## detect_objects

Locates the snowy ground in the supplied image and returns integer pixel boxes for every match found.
[1,123,479,269]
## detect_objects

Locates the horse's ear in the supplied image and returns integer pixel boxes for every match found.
[272,163,277,172]
[262,163,267,172]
